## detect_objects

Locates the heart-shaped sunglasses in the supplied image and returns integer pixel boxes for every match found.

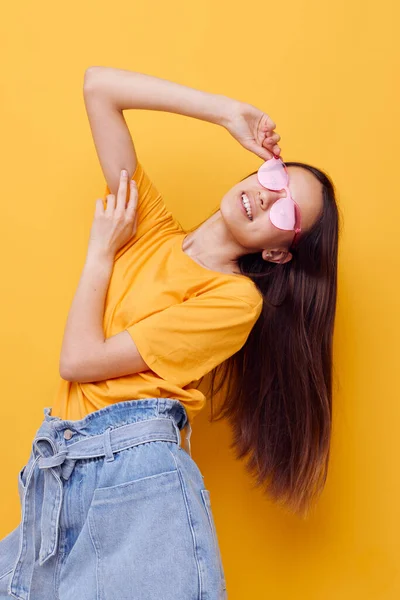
[257,157,302,248]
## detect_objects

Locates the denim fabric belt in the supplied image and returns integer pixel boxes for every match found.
[9,415,191,600]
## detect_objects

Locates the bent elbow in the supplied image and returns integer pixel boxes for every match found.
[59,357,77,382]
[83,66,106,94]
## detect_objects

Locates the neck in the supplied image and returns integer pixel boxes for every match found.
[182,210,245,275]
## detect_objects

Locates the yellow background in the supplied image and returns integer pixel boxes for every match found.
[1,1,399,597]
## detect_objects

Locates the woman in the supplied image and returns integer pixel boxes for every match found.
[0,67,340,600]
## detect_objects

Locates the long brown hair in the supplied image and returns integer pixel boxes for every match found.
[191,162,341,518]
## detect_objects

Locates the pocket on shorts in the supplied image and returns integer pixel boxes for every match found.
[89,439,179,493]
[201,489,227,593]
[86,441,200,599]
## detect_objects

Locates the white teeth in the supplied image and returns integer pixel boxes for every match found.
[241,193,253,220]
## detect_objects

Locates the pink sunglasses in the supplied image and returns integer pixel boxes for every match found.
[257,157,302,248]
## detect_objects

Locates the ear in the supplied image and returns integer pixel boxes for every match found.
[262,249,293,264]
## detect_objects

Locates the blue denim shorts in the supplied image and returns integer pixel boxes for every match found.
[0,398,227,599]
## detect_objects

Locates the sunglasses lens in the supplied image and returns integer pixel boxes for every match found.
[270,197,296,230]
[257,157,288,191]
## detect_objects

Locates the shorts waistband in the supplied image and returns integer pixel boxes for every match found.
[44,397,189,432]
[40,397,192,470]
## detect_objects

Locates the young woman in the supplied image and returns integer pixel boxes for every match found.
[0,67,339,600]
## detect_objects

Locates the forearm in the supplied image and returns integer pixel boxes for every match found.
[59,251,114,378]
[83,66,237,128]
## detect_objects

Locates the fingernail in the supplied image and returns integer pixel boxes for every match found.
[122,169,127,177]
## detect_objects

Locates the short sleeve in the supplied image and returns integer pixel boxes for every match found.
[104,162,182,248]
[126,291,263,386]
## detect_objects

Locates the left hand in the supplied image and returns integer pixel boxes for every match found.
[223,101,282,161]
[87,170,138,259]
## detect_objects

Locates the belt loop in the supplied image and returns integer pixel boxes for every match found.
[103,427,115,462]
[183,420,192,457]
[170,419,182,448]
[158,397,166,415]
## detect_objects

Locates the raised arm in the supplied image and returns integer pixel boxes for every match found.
[60,70,279,384]
[83,66,235,196]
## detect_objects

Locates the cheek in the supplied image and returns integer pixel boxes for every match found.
[219,194,230,215]
[253,219,293,249]
[220,192,243,227]
[220,196,253,242]
[251,215,276,242]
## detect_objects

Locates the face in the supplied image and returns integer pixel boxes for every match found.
[220,166,324,263]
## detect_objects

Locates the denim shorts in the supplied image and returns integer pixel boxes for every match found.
[0,398,227,600]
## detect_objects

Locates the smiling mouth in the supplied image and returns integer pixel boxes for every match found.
[241,193,253,221]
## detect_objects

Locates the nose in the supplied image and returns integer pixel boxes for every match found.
[258,190,267,209]
[258,188,286,210]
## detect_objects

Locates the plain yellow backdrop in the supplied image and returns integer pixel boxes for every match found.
[1,1,399,598]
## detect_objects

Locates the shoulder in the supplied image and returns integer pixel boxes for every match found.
[208,277,264,317]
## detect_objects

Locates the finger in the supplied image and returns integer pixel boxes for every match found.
[116,169,129,211]
[262,115,276,131]
[263,137,281,155]
[262,134,280,149]
[264,144,281,157]
[262,127,274,138]
[126,180,138,221]
[265,132,281,144]
[95,198,105,217]
[130,194,139,235]
[246,141,273,161]
[105,194,115,215]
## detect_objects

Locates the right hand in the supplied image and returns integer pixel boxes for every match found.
[223,100,281,161]
[87,170,138,259]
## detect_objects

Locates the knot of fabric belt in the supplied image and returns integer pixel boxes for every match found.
[33,436,77,565]
[38,450,68,468]
[9,432,82,598]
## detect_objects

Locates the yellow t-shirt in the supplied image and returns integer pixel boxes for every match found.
[51,162,264,425]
